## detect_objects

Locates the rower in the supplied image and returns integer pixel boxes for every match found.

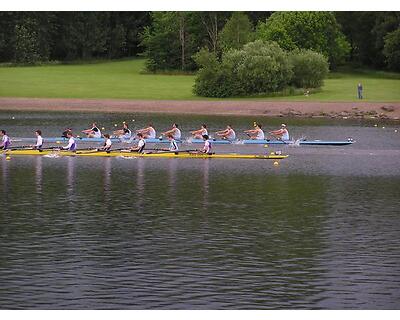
[32,130,43,150]
[130,133,146,153]
[162,123,181,140]
[269,124,290,141]
[216,125,236,141]
[136,123,156,139]
[98,134,112,151]
[61,132,77,151]
[201,134,212,154]
[0,130,11,150]
[62,128,72,138]
[82,122,102,138]
[163,134,179,152]
[244,122,265,140]
[190,124,208,139]
[113,122,132,139]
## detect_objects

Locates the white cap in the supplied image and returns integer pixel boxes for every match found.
[281,124,286,127]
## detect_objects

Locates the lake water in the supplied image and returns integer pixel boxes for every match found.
[1,111,400,309]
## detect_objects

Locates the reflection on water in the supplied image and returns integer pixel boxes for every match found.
[0,111,400,309]
[0,155,399,309]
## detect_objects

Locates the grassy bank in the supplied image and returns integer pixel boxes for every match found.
[0,59,399,102]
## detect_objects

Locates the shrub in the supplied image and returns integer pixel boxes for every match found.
[289,49,329,88]
[193,40,294,97]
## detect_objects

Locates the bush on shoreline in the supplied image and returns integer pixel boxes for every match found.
[290,49,329,88]
[193,40,329,98]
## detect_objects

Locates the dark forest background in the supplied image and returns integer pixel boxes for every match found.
[0,12,399,71]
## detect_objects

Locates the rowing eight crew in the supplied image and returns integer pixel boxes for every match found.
[0,123,289,152]
[69,122,289,142]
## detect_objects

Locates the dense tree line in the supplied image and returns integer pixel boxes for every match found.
[0,11,399,72]
[141,11,400,73]
[0,12,150,63]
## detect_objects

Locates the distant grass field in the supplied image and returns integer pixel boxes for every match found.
[0,58,399,102]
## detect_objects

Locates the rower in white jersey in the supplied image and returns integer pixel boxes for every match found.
[98,134,112,151]
[216,125,236,141]
[162,123,181,140]
[244,122,265,140]
[129,133,146,153]
[190,124,208,139]
[269,124,290,141]
[136,123,156,139]
[163,134,179,152]
[113,122,132,139]
[61,132,77,151]
[32,130,43,149]
[0,130,11,150]
[82,122,102,138]
[201,134,212,154]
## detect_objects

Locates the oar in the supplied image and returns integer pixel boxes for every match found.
[145,149,198,154]
[8,145,34,150]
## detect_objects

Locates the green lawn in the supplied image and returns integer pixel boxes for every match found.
[0,59,399,102]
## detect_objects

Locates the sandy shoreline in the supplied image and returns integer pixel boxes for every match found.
[1,97,400,120]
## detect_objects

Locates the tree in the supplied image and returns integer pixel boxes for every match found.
[256,12,350,68]
[14,19,41,64]
[289,49,329,88]
[141,12,208,72]
[383,28,400,71]
[220,12,254,50]
[372,12,400,68]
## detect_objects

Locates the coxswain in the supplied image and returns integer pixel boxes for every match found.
[269,124,290,141]
[162,123,181,140]
[82,122,102,138]
[244,122,265,140]
[113,122,132,139]
[32,130,43,149]
[61,132,77,151]
[216,125,236,141]
[98,134,112,151]
[130,133,146,153]
[136,124,156,139]
[0,130,11,150]
[190,124,208,139]
[201,134,212,154]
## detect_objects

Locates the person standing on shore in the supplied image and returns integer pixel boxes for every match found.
[357,83,363,99]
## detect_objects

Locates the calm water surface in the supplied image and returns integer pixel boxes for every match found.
[0,111,400,309]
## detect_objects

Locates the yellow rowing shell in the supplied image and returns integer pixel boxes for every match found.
[2,149,288,160]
